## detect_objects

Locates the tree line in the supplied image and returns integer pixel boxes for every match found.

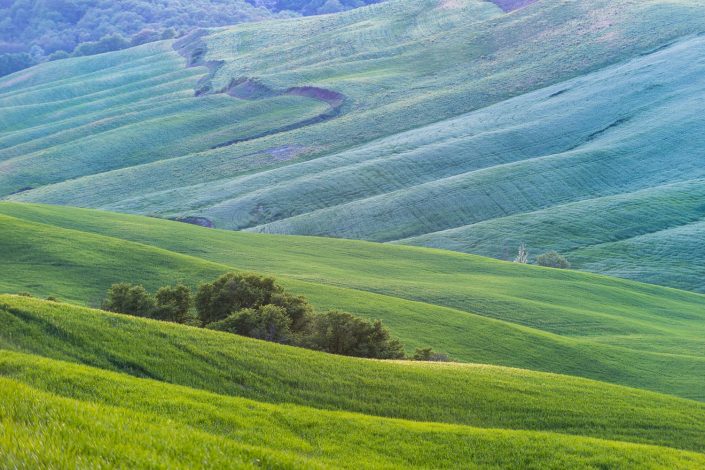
[102,272,448,361]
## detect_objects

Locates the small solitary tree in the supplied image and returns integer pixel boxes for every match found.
[514,242,529,264]
[536,251,571,269]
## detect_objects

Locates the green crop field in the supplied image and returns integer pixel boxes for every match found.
[2,0,705,466]
[3,0,705,292]
[2,296,705,468]
[1,202,705,404]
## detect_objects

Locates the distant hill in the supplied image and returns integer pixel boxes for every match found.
[2,0,705,292]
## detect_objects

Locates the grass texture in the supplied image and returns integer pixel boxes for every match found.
[1,202,704,403]
[3,0,705,291]
[2,297,705,468]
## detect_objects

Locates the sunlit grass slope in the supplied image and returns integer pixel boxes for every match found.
[4,0,705,292]
[1,202,704,401]
[4,352,705,470]
[3,296,705,463]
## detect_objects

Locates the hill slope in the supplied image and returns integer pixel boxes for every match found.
[2,295,705,468]
[3,0,705,291]
[0,0,381,77]
[1,202,704,402]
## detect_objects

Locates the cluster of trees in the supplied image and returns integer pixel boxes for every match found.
[0,0,379,77]
[514,244,571,269]
[103,272,444,361]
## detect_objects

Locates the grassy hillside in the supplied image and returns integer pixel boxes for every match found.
[3,0,705,291]
[0,0,380,78]
[1,202,704,402]
[3,296,705,464]
[245,35,705,295]
[5,352,705,469]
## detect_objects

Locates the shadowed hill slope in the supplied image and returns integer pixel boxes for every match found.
[1,202,704,401]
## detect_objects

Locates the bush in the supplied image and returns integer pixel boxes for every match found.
[102,283,155,317]
[154,284,192,323]
[412,347,450,362]
[536,251,571,269]
[195,272,309,326]
[306,311,405,359]
[208,304,292,343]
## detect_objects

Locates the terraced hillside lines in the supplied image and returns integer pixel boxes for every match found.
[4,296,705,455]
[4,352,705,470]
[242,37,705,224]
[5,1,705,228]
[0,40,328,197]
[1,203,705,401]
[4,0,705,292]
[204,33,705,293]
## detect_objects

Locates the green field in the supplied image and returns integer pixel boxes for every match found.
[2,202,704,403]
[2,296,705,468]
[3,0,705,291]
[2,1,705,465]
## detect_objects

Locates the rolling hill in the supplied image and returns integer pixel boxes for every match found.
[2,295,705,467]
[3,1,705,466]
[0,0,381,77]
[1,202,704,403]
[3,0,705,292]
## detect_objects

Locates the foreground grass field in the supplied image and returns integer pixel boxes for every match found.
[5,353,705,469]
[2,296,705,468]
[3,0,705,291]
[1,202,704,403]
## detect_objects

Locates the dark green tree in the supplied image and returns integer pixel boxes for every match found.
[102,283,156,317]
[270,291,313,332]
[306,311,405,359]
[195,272,310,326]
[154,284,192,323]
[208,304,292,343]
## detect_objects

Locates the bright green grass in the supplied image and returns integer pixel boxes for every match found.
[1,202,704,401]
[3,0,705,292]
[4,350,705,469]
[3,296,705,458]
